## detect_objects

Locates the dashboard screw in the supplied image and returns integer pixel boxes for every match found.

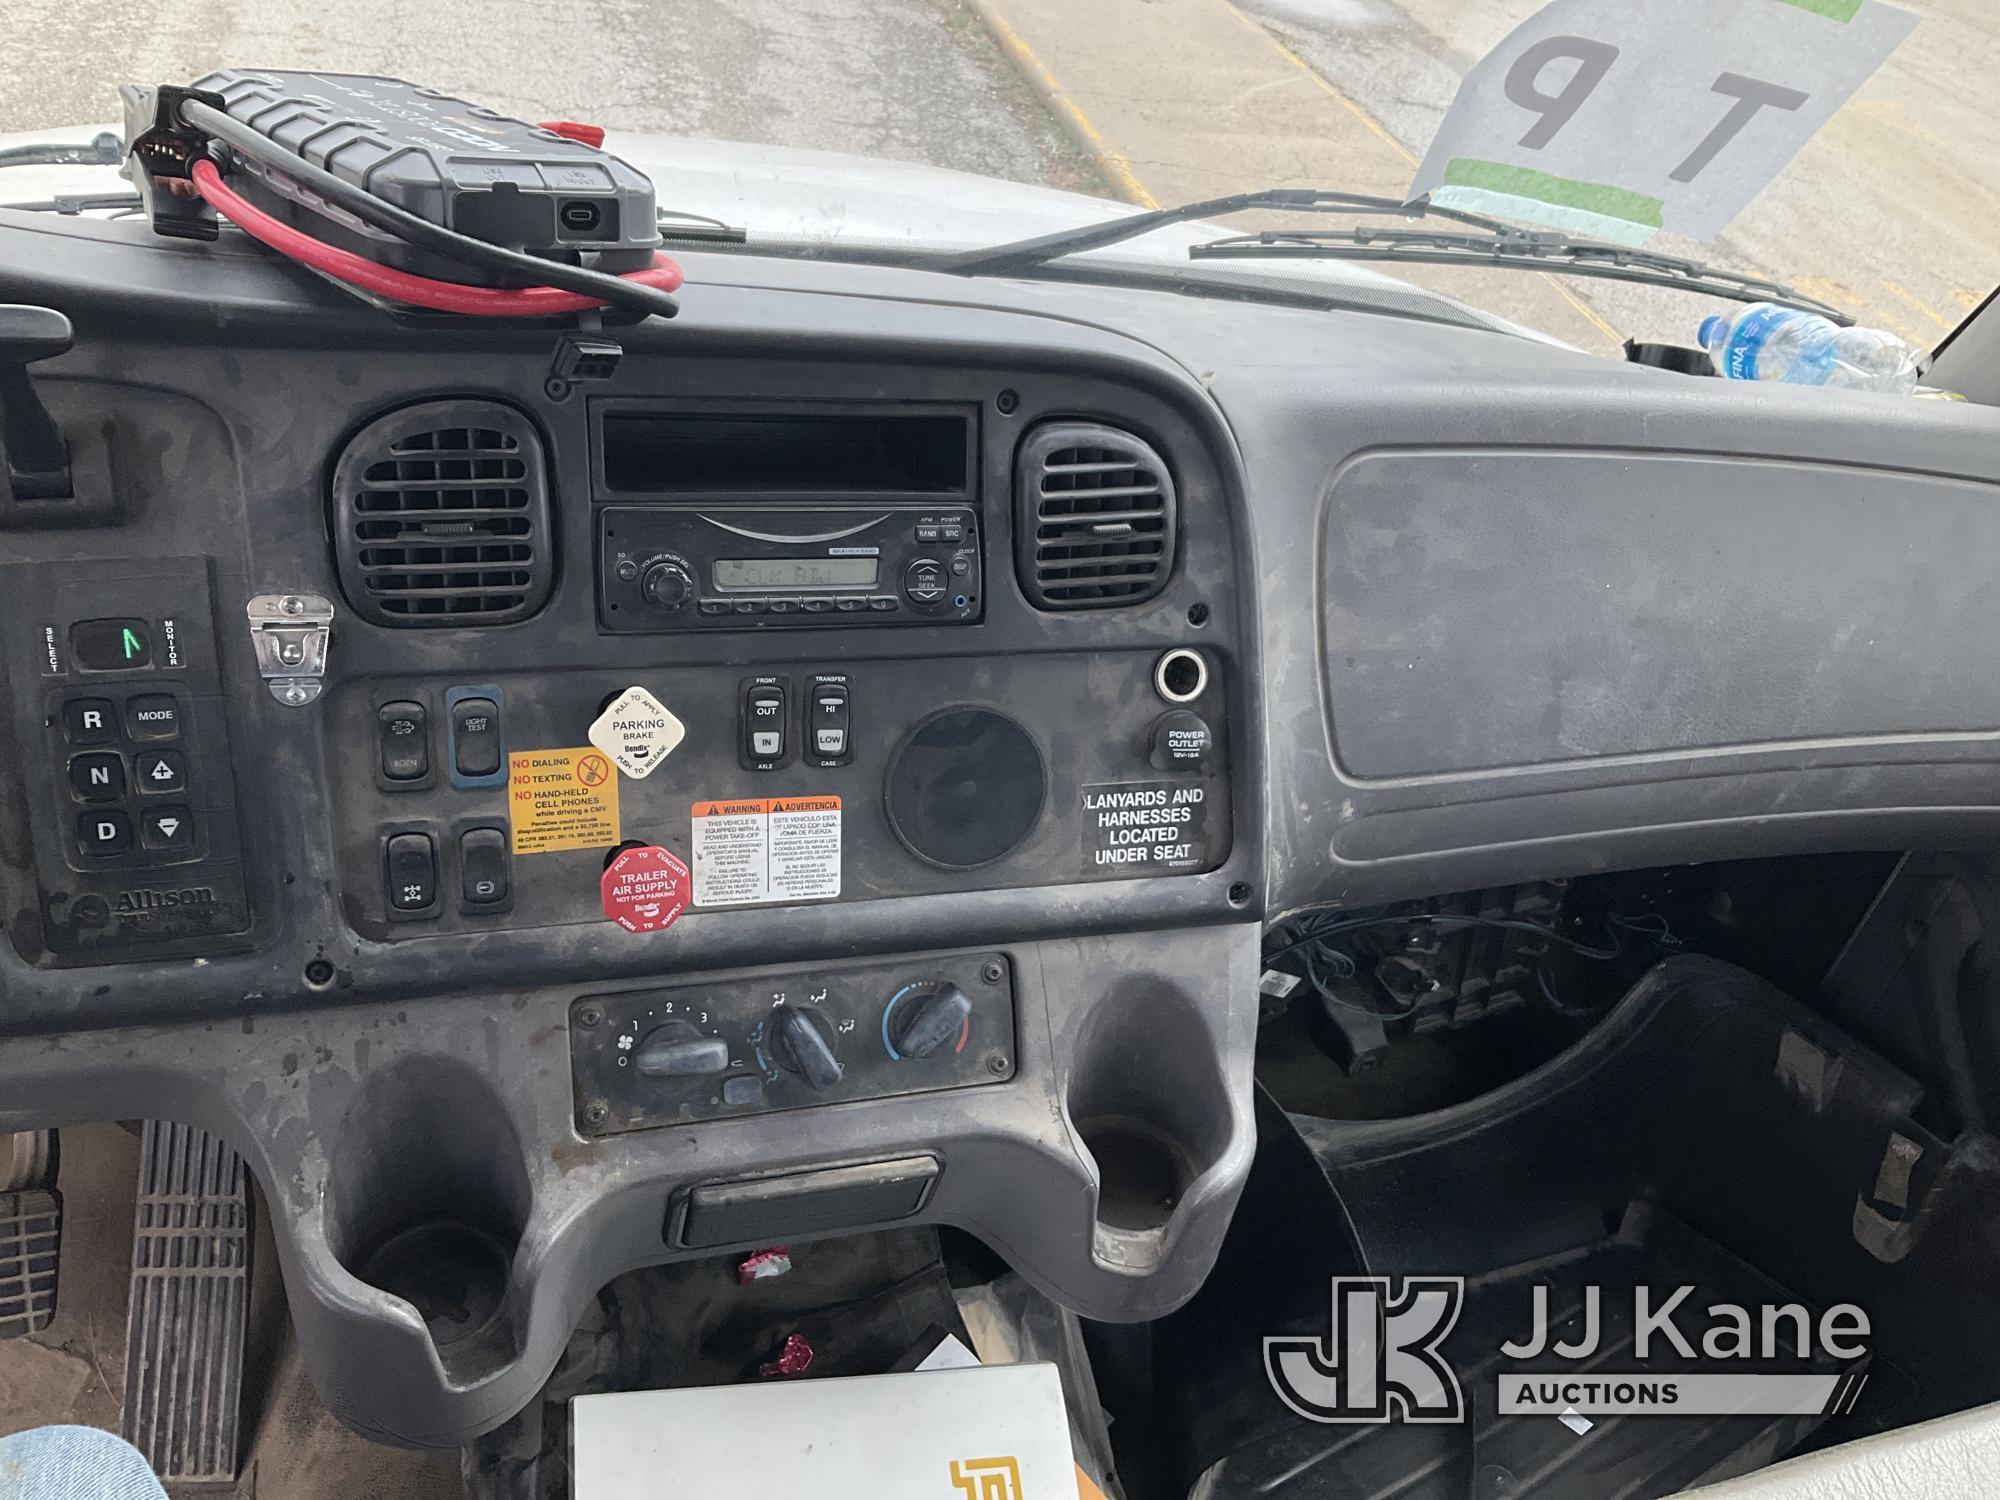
[988,1056,1010,1076]
[583,1101,608,1127]
[981,961,1004,984]
[544,376,572,402]
[996,389,1019,415]
[577,1005,603,1028]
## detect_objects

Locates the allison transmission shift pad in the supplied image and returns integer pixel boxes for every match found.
[572,1362,1077,1500]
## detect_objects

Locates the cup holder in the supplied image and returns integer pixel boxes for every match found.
[1065,985,1232,1270]
[322,1057,531,1383]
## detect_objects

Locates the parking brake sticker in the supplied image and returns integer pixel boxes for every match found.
[590,686,686,779]
[691,796,841,906]
[509,747,621,855]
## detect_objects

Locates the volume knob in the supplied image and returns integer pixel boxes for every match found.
[640,557,695,611]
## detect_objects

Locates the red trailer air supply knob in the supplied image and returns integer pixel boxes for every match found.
[600,845,691,934]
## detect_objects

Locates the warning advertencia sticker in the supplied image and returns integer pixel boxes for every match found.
[691,796,841,907]
[509,747,621,855]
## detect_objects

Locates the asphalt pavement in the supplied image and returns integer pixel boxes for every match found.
[0,0,1097,189]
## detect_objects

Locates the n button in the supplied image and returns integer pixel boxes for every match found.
[69,752,126,803]
[134,748,187,794]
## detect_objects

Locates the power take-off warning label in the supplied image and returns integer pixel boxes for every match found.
[1081,780,1210,872]
[691,796,842,907]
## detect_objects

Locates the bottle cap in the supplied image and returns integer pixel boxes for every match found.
[1698,315,1726,346]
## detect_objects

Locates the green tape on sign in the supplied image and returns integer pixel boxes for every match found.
[1774,0,1862,21]
[1443,160,1666,229]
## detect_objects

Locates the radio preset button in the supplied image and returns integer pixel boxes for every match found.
[836,597,868,613]
[801,596,834,612]
[698,598,729,615]
[733,598,765,615]
[766,597,800,614]
[867,596,899,612]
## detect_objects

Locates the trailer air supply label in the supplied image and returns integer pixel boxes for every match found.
[1082,780,1209,872]
[509,747,621,854]
[691,796,842,906]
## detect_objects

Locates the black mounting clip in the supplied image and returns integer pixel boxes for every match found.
[118,83,227,241]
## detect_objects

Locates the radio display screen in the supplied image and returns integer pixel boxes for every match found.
[713,557,880,592]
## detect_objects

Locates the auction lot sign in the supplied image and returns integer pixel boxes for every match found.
[1409,0,1918,244]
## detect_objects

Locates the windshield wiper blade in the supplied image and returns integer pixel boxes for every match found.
[1190,224,1852,325]
[0,132,123,170]
[936,184,1851,326]
[932,188,1461,277]
[1,192,143,216]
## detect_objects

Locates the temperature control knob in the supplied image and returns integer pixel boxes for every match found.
[885,982,972,1060]
[639,556,696,612]
[770,1007,843,1090]
[635,1020,729,1078]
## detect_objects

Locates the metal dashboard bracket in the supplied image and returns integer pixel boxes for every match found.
[246,593,332,706]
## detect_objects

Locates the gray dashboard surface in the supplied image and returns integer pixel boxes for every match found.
[1322,448,2000,778]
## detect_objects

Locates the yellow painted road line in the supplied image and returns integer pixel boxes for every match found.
[1220,0,1623,345]
[971,2,1160,207]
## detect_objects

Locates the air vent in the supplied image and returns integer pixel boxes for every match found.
[1016,422,1177,609]
[330,401,554,627]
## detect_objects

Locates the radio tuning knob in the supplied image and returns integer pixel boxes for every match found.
[640,557,695,612]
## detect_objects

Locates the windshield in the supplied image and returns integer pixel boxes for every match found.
[1,0,1988,357]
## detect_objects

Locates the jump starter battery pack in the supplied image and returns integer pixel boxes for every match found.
[186,70,661,285]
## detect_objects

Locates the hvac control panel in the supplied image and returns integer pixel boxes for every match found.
[569,951,1017,1134]
[1,558,252,963]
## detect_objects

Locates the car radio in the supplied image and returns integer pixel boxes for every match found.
[598,505,982,630]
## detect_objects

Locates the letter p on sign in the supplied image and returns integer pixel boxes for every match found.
[1408,0,1917,244]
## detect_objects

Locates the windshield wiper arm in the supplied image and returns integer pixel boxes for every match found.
[936,184,1850,325]
[1190,224,1852,325]
[932,188,1461,277]
[0,133,123,170]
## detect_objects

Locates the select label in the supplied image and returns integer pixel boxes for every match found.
[508,747,621,855]
[1081,780,1210,872]
[691,796,842,907]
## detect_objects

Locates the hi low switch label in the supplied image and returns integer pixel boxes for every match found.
[691,797,841,907]
[1081,781,1210,872]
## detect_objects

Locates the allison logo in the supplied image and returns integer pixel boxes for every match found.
[115,886,217,913]
[1265,1277,1466,1424]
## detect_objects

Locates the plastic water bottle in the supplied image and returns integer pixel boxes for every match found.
[1699,304,1921,394]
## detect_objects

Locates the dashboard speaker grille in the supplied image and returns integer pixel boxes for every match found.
[330,401,554,626]
[1016,422,1176,609]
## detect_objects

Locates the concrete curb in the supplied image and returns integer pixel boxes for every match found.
[963,0,1158,207]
